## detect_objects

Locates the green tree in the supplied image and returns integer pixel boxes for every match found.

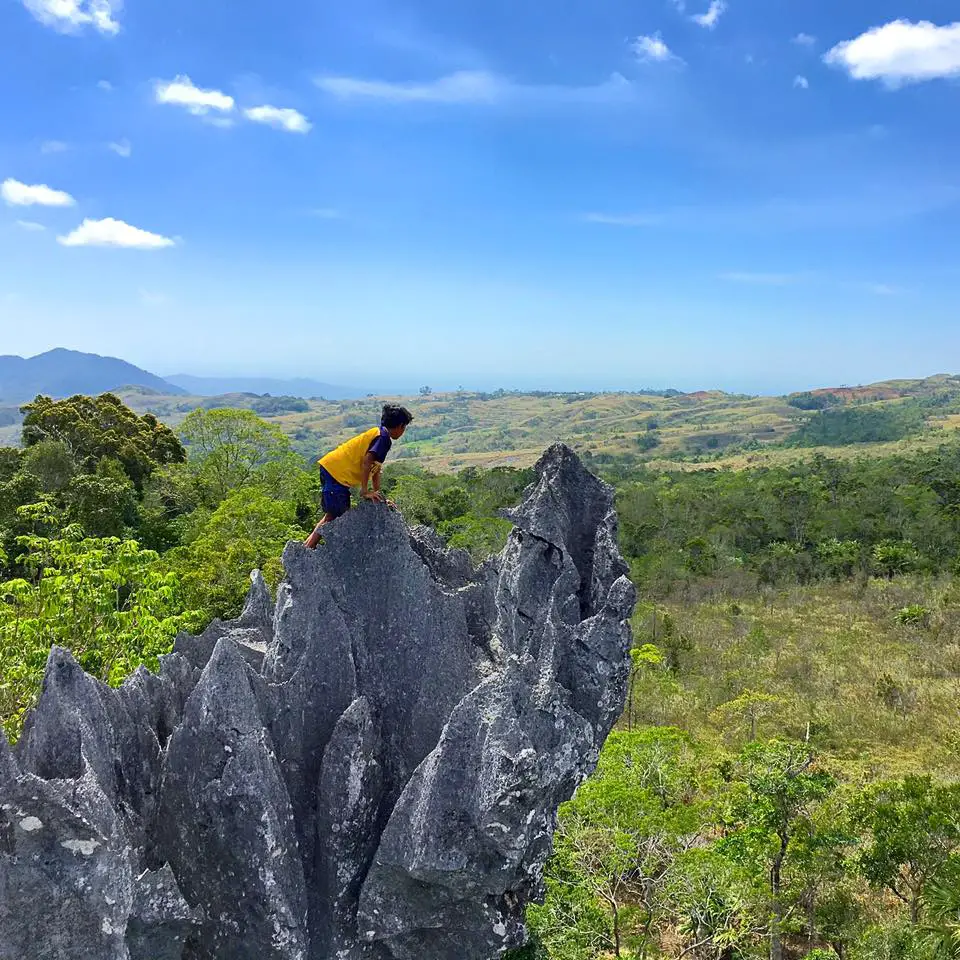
[21,393,185,490]
[721,740,835,960]
[179,407,299,504]
[853,777,960,925]
[168,487,304,620]
[537,729,707,958]
[19,439,76,493]
[0,526,201,737]
[66,458,138,537]
[665,848,763,960]
[436,515,512,562]
[711,690,785,744]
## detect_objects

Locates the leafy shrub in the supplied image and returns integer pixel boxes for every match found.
[896,604,932,627]
[0,529,202,738]
[873,541,921,579]
[437,515,512,562]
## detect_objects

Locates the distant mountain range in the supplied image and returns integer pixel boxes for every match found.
[0,349,187,405]
[163,374,363,400]
[0,350,366,405]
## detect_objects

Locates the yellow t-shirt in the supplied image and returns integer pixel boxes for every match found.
[318,427,384,487]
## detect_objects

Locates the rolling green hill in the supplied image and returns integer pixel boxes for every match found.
[4,373,960,472]
[105,372,960,473]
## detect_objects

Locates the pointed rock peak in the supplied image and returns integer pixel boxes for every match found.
[2,445,635,960]
[505,442,622,610]
[0,727,18,783]
[239,569,273,630]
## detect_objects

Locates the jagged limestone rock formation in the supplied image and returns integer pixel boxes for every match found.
[0,443,636,960]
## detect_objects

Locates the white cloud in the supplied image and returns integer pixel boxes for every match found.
[98,79,113,91]
[16,220,46,232]
[41,140,68,154]
[583,212,663,227]
[825,19,960,86]
[108,138,131,157]
[793,33,817,47]
[794,75,810,89]
[22,0,120,35]
[57,218,175,249]
[316,70,633,106]
[692,0,726,30]
[244,105,312,133]
[2,179,75,207]
[155,76,235,115]
[309,208,343,219]
[633,33,680,63]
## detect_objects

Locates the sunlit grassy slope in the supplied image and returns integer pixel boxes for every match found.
[631,576,960,780]
[105,372,960,473]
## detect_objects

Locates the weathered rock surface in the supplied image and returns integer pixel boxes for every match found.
[0,444,635,960]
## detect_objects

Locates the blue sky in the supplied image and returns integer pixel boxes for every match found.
[1,0,959,394]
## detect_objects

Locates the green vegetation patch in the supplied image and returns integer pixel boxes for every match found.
[788,401,926,447]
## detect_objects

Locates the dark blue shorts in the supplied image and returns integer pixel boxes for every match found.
[319,466,351,519]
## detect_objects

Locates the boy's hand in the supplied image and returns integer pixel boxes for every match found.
[363,491,384,503]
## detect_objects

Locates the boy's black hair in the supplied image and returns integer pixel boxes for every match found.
[381,404,414,429]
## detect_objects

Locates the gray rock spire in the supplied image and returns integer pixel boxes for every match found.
[0,443,635,960]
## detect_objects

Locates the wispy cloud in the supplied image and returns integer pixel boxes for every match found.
[108,138,131,157]
[155,76,235,116]
[582,212,663,227]
[15,220,46,232]
[2,179,75,207]
[22,0,120,35]
[719,271,804,285]
[370,22,484,72]
[316,71,500,105]
[58,218,175,249]
[793,33,817,47]
[308,208,343,220]
[863,283,903,296]
[825,19,960,86]
[633,33,680,63]
[794,75,810,90]
[139,289,170,306]
[243,105,312,133]
[691,0,726,30]
[583,183,960,234]
[719,273,905,294]
[315,70,633,107]
[40,140,69,154]
[98,79,113,91]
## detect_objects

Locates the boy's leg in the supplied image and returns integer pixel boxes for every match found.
[304,470,351,549]
[304,513,337,549]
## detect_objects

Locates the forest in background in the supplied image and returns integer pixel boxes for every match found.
[3,392,960,958]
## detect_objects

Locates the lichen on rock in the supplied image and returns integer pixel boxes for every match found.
[0,443,635,960]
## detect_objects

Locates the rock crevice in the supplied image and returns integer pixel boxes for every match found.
[0,443,635,960]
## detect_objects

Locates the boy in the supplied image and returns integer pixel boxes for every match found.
[303,403,414,549]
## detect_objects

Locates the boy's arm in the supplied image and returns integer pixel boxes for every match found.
[361,452,383,502]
